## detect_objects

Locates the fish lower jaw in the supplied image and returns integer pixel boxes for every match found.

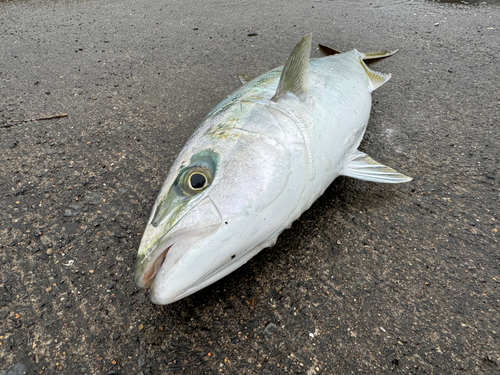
[136,245,172,289]
[152,238,280,305]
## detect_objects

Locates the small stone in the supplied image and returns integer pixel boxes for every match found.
[263,323,278,341]
[46,248,53,255]
[138,324,144,331]
[85,192,103,205]
[138,353,146,369]
[113,332,120,340]
[0,362,27,375]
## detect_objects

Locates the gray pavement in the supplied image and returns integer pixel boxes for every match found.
[0,0,499,373]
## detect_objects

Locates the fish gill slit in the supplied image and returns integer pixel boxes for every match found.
[208,194,223,224]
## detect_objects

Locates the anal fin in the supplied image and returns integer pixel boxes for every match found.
[342,151,412,183]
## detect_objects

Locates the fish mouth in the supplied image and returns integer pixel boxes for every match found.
[136,244,172,288]
[135,195,223,292]
[155,242,265,304]
[146,249,239,304]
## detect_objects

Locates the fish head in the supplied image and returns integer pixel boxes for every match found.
[135,107,299,305]
[134,144,222,299]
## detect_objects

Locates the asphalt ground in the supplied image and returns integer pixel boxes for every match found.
[0,0,499,374]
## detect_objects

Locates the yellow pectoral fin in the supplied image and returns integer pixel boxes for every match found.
[342,151,412,184]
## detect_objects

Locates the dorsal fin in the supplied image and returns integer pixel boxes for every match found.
[237,73,255,85]
[272,33,312,102]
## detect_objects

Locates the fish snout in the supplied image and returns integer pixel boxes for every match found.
[134,196,222,291]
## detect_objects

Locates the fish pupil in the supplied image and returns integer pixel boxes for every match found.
[190,173,206,189]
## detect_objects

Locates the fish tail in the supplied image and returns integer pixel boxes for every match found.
[357,54,391,92]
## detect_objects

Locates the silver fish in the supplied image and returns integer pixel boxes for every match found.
[135,34,411,305]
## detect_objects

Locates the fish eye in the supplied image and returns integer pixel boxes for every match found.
[189,172,207,190]
[179,165,213,196]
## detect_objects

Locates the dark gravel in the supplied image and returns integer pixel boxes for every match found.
[1,0,499,374]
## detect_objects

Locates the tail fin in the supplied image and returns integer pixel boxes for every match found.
[318,44,398,61]
[358,56,391,92]
[318,43,396,91]
[358,49,398,60]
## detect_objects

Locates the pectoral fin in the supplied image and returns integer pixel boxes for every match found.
[342,151,412,183]
[272,33,312,102]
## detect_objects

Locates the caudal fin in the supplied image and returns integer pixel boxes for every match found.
[319,44,398,61]
[358,56,392,92]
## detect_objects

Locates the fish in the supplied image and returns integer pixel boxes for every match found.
[135,33,412,305]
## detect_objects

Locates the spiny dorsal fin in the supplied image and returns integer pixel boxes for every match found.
[238,74,255,85]
[272,33,312,102]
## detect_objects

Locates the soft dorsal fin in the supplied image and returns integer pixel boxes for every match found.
[272,33,312,102]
